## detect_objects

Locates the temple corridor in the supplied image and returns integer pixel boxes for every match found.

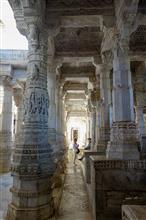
[0,0,146,220]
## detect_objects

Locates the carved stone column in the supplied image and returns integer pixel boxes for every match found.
[91,107,96,148]
[135,93,145,135]
[96,65,111,151]
[90,89,100,149]
[6,22,54,219]
[48,62,57,143]
[0,77,13,173]
[106,37,139,159]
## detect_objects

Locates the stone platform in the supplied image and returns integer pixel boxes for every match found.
[89,155,146,220]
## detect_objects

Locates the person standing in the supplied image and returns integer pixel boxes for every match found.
[73,138,79,164]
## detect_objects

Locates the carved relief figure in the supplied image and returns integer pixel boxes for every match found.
[31,64,40,81]
[24,91,49,121]
[28,24,39,51]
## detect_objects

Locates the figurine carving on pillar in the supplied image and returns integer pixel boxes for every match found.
[28,24,40,52]
[31,64,40,81]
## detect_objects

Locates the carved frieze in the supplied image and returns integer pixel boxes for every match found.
[130,25,146,51]
[47,0,114,9]
[23,90,49,122]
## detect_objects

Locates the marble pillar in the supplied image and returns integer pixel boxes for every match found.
[97,65,111,151]
[91,107,96,149]
[135,92,146,153]
[136,93,145,135]
[106,38,139,159]
[7,24,54,220]
[48,63,57,143]
[13,88,24,134]
[0,77,12,173]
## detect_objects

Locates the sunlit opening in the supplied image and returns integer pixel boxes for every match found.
[66,116,87,149]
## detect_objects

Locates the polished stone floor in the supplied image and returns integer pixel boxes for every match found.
[0,151,92,220]
[54,151,93,220]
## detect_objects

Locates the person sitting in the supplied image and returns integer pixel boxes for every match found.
[79,138,91,161]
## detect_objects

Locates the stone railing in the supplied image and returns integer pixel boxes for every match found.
[0,49,28,61]
[89,155,146,220]
[122,205,146,220]
[84,150,105,183]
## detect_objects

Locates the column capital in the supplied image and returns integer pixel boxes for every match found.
[1,76,13,91]
[9,0,60,37]
[13,88,23,107]
[96,64,111,79]
[115,0,139,41]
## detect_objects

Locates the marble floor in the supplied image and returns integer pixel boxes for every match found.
[0,152,93,220]
[54,152,93,220]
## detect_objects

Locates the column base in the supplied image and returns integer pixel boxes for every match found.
[96,127,110,152]
[0,131,12,173]
[106,122,140,160]
[6,202,54,220]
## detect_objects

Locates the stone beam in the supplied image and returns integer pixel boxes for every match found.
[65,99,86,106]
[65,93,86,100]
[67,111,87,118]
[46,0,115,16]
[60,15,100,28]
[63,82,88,91]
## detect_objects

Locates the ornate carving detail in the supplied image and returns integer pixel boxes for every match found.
[90,88,100,105]
[28,24,40,52]
[110,122,138,143]
[24,90,49,121]
[130,25,146,51]
[94,160,146,170]
[30,64,40,81]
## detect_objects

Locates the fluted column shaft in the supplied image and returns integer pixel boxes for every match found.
[97,65,111,151]
[0,78,12,173]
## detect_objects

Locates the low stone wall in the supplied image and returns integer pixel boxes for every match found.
[84,150,105,184]
[90,156,146,220]
[122,205,146,220]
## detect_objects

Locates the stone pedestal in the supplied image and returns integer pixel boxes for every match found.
[97,126,110,152]
[90,156,146,220]
[107,122,139,160]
